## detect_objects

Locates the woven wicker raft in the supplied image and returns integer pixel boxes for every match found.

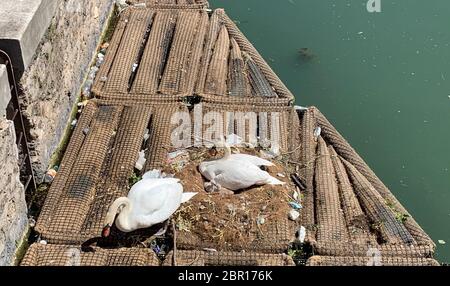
[163,250,295,266]
[126,0,209,10]
[167,147,298,253]
[191,102,298,154]
[21,244,160,266]
[35,100,188,244]
[293,107,436,259]
[306,256,440,267]
[92,8,293,106]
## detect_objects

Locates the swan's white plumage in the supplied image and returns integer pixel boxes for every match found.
[199,152,284,191]
[108,175,196,233]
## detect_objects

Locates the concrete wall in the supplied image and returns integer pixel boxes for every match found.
[0,65,11,119]
[20,0,114,180]
[0,0,58,79]
[0,119,28,266]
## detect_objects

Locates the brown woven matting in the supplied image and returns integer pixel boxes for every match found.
[127,0,209,9]
[194,102,298,153]
[92,8,293,107]
[21,244,160,266]
[306,255,440,266]
[311,107,434,247]
[35,100,188,244]
[163,250,295,266]
[293,107,435,258]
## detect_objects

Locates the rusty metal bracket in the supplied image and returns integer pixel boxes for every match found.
[0,49,36,193]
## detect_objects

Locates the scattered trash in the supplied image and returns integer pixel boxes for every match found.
[167,150,189,161]
[167,150,190,171]
[154,226,168,236]
[101,42,110,50]
[135,150,147,171]
[257,216,266,225]
[277,173,286,178]
[293,191,299,201]
[297,226,306,243]
[260,149,277,159]
[143,128,150,141]
[28,218,36,228]
[294,105,308,111]
[289,202,302,210]
[96,53,105,67]
[132,63,139,73]
[133,3,147,8]
[204,182,219,193]
[71,119,78,127]
[291,173,307,191]
[43,169,57,184]
[357,31,364,35]
[313,126,322,139]
[82,128,90,135]
[203,248,218,252]
[39,240,48,245]
[288,210,300,221]
[438,240,446,245]
[100,76,108,82]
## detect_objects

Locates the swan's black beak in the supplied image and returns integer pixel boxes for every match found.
[102,224,111,238]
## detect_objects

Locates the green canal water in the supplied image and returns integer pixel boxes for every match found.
[209,0,450,262]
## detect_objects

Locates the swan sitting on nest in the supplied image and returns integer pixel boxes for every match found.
[199,142,285,191]
[102,170,197,237]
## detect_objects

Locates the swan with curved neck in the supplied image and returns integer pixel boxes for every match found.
[199,141,284,191]
[102,174,196,237]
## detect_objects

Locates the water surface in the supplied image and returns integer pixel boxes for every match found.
[210,0,450,262]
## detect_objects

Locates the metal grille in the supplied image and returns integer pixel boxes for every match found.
[306,255,440,266]
[21,243,160,266]
[164,250,295,266]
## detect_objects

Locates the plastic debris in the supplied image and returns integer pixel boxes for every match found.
[39,240,48,245]
[313,126,322,139]
[29,218,36,228]
[100,76,108,82]
[291,173,307,191]
[143,128,150,141]
[293,190,299,201]
[132,63,139,73]
[257,216,266,225]
[288,210,300,221]
[260,149,277,159]
[289,202,303,210]
[203,248,218,252]
[277,173,286,178]
[438,240,446,245]
[133,3,147,8]
[298,226,306,243]
[71,119,78,127]
[294,105,308,111]
[135,150,147,171]
[82,128,89,135]
[43,169,57,184]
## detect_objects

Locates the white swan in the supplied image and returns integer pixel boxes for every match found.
[199,143,284,191]
[102,172,196,237]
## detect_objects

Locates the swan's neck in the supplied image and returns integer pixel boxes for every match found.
[222,144,232,160]
[106,197,133,231]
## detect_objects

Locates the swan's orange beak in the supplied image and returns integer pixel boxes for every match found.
[102,225,111,238]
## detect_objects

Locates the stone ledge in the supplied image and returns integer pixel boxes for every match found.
[0,0,57,78]
[0,64,11,118]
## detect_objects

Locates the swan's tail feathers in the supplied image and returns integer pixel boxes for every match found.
[266,176,285,185]
[181,192,198,203]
